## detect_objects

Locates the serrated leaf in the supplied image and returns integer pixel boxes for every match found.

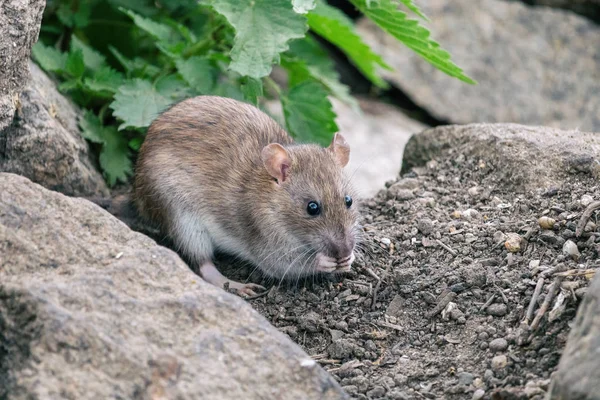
[292,0,316,14]
[175,56,216,93]
[212,80,245,101]
[211,0,308,79]
[155,74,193,101]
[399,0,429,21]
[99,126,132,186]
[83,67,124,95]
[128,137,143,151]
[65,49,85,78]
[32,42,67,72]
[281,81,338,146]
[285,36,359,112]
[78,110,105,144]
[70,35,107,71]
[110,79,172,129]
[240,77,263,105]
[307,2,390,88]
[122,8,175,43]
[58,80,80,92]
[352,0,475,84]
[109,46,161,78]
[57,1,91,28]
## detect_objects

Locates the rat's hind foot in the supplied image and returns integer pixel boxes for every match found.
[199,261,266,298]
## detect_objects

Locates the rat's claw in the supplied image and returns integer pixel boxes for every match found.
[227,281,266,298]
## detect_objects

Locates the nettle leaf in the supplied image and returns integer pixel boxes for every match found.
[292,0,316,14]
[65,48,85,78]
[78,110,132,186]
[57,1,91,28]
[240,77,263,105]
[110,79,172,129]
[352,0,475,84]
[32,42,67,73]
[281,81,338,146]
[122,8,175,43]
[285,36,358,111]
[109,46,161,78]
[83,67,124,95]
[71,35,107,71]
[211,0,308,79]
[175,56,216,93]
[99,126,133,186]
[399,0,429,21]
[155,74,193,102]
[307,2,390,88]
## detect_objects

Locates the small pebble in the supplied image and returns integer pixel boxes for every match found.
[472,389,485,400]
[457,372,474,385]
[538,216,556,230]
[562,240,580,261]
[487,303,508,317]
[463,209,481,220]
[489,338,508,352]
[491,355,508,370]
[504,233,522,253]
[380,237,391,246]
[581,194,594,207]
[417,218,434,235]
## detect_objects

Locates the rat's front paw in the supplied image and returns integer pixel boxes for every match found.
[226,281,267,297]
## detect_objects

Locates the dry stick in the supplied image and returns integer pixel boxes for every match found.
[479,294,497,313]
[530,277,564,331]
[436,239,457,257]
[576,201,600,237]
[363,267,381,282]
[371,260,392,310]
[523,277,545,325]
[427,290,457,319]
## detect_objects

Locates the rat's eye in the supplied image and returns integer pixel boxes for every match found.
[306,201,321,216]
[345,195,353,208]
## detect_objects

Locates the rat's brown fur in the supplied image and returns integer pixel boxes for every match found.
[134,96,359,282]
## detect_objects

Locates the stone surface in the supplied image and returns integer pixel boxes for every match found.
[510,0,600,23]
[357,0,600,132]
[0,63,109,197]
[0,173,346,400]
[0,0,45,131]
[267,97,427,197]
[548,270,600,399]
[401,123,600,192]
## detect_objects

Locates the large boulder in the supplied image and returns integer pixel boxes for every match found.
[401,123,600,192]
[0,173,347,400]
[508,0,600,23]
[0,0,45,131]
[548,271,600,399]
[0,62,109,197]
[357,0,600,132]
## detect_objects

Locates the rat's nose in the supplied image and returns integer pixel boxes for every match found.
[327,235,355,260]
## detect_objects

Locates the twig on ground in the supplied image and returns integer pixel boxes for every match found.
[436,239,457,256]
[371,260,392,310]
[493,283,509,304]
[377,320,404,332]
[427,290,457,319]
[363,267,381,282]
[530,276,564,331]
[523,277,544,325]
[576,201,600,237]
[554,268,597,278]
[479,294,496,313]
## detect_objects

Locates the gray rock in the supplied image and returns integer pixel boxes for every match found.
[417,218,434,235]
[0,173,346,400]
[489,338,509,352]
[401,124,600,193]
[487,303,508,317]
[457,372,474,386]
[357,0,600,132]
[507,0,600,23]
[491,355,508,371]
[0,0,44,130]
[548,265,600,399]
[0,63,108,197]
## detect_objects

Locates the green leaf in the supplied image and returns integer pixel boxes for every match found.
[212,80,245,101]
[70,35,107,71]
[211,0,308,79]
[307,2,390,88]
[175,56,216,93]
[155,74,193,101]
[122,8,175,43]
[292,0,316,14]
[110,79,172,130]
[65,49,85,78]
[83,67,124,95]
[399,0,429,21]
[78,110,105,144]
[240,77,263,105]
[352,0,476,84]
[281,81,338,146]
[109,46,161,78]
[285,36,358,111]
[32,42,67,73]
[99,126,133,186]
[57,1,91,28]
[129,137,144,151]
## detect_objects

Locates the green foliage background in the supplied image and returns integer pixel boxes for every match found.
[34,0,474,186]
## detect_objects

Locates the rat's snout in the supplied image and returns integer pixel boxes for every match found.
[315,232,356,274]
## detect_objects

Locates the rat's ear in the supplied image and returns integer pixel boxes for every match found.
[261,143,291,183]
[328,132,350,167]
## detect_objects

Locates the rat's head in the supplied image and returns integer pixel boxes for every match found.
[260,133,360,278]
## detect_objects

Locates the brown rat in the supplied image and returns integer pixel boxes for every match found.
[134,96,359,296]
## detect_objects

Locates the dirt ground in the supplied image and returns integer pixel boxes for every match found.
[216,146,600,400]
